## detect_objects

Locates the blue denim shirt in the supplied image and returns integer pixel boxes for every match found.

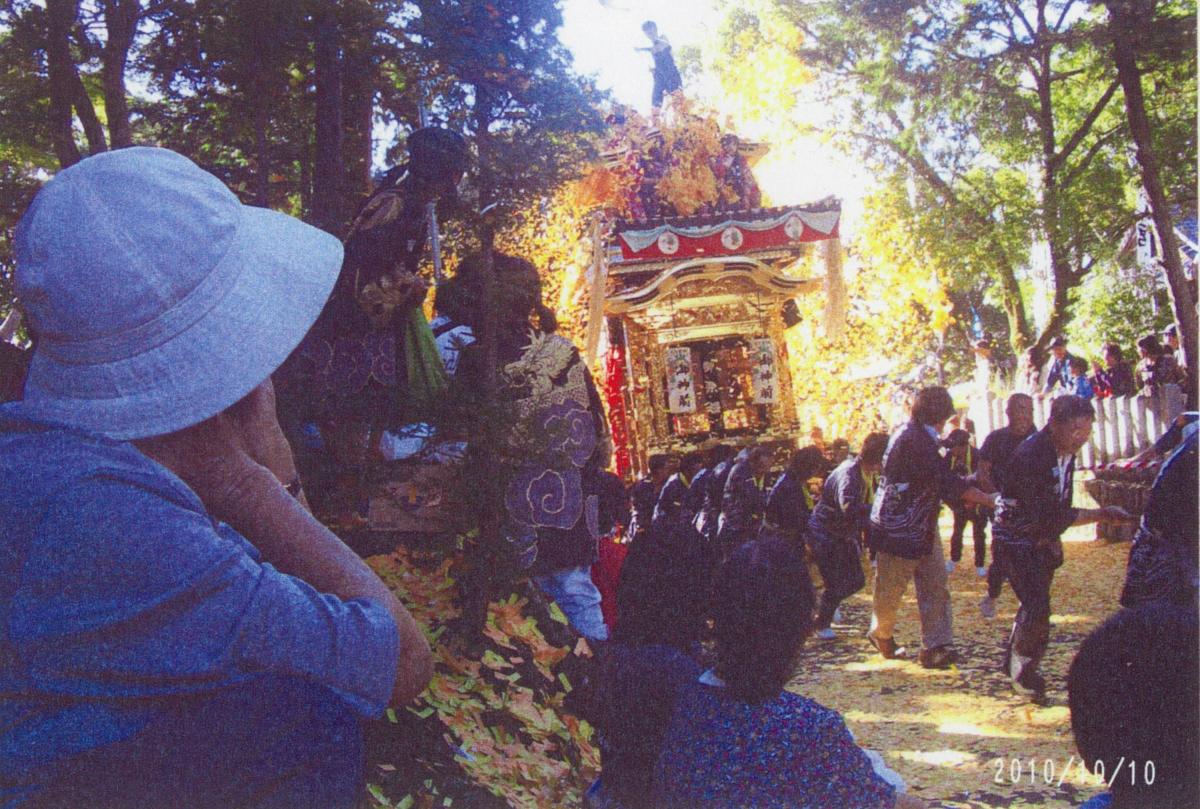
[0,408,399,787]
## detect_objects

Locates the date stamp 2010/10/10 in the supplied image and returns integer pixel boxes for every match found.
[991,756,1157,789]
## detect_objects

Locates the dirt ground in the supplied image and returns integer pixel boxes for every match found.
[791,512,1128,809]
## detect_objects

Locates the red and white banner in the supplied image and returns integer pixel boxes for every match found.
[615,207,840,263]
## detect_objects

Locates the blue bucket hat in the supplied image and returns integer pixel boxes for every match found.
[13,147,342,440]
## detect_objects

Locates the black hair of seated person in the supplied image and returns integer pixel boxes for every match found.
[712,537,815,702]
[1068,604,1199,809]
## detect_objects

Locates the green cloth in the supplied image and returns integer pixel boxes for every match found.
[402,306,449,414]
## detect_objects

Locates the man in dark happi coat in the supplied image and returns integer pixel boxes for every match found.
[693,443,735,541]
[993,396,1132,700]
[276,128,468,520]
[1120,417,1198,609]
[976,393,1035,617]
[653,451,706,534]
[764,445,826,545]
[716,445,772,558]
[807,433,888,638]
[628,454,677,544]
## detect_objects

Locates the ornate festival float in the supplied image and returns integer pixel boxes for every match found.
[578,107,847,479]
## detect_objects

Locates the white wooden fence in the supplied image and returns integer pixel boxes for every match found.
[969,384,1187,467]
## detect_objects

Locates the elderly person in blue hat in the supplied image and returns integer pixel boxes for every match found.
[0,148,432,808]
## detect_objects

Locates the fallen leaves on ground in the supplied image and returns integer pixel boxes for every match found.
[365,547,599,809]
[793,514,1127,808]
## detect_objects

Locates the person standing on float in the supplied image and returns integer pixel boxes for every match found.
[638,21,682,108]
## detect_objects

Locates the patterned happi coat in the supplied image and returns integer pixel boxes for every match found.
[499,331,607,574]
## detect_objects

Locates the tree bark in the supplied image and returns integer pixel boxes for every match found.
[342,42,375,204]
[312,9,344,233]
[45,0,83,167]
[101,0,140,148]
[1106,0,1198,385]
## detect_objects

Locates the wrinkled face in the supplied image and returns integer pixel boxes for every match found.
[1051,415,1094,455]
[1008,399,1035,434]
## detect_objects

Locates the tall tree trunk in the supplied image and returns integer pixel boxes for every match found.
[45,0,83,166]
[1033,3,1075,351]
[252,88,270,207]
[101,0,139,148]
[1106,0,1198,383]
[312,10,344,233]
[342,41,375,204]
[71,71,108,154]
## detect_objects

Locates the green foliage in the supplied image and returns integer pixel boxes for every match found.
[1068,259,1174,363]
[402,0,605,228]
[700,0,1197,355]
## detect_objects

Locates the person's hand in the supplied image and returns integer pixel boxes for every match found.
[222,379,299,486]
[133,379,299,523]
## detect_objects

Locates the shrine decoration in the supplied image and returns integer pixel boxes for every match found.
[613,204,840,263]
[665,345,697,413]
[604,341,633,478]
[749,338,779,405]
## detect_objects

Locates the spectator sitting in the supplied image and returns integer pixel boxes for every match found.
[1065,356,1094,400]
[1090,343,1134,398]
[589,600,702,809]
[652,538,921,809]
[0,147,432,807]
[1068,604,1198,809]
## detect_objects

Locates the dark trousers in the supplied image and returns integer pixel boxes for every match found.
[996,542,1058,677]
[985,558,1005,599]
[812,537,866,629]
[950,507,988,567]
[27,675,364,809]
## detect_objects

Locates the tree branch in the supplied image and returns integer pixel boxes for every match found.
[1053,79,1119,167]
[1061,127,1121,188]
